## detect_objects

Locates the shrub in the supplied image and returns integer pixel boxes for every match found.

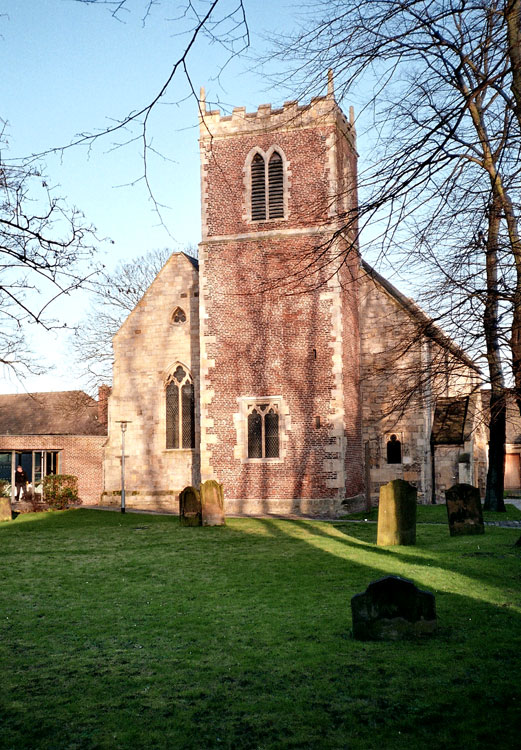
[43,475,80,509]
[0,480,11,498]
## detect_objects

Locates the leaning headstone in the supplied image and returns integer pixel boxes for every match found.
[200,480,225,526]
[445,483,484,536]
[179,486,202,527]
[0,496,12,522]
[377,479,417,546]
[351,576,437,640]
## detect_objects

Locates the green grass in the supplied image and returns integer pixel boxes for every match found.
[344,502,521,523]
[1,509,520,750]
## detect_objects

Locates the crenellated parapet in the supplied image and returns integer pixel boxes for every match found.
[199,91,356,150]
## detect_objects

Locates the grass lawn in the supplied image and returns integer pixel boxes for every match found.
[1,509,520,750]
[343,502,521,523]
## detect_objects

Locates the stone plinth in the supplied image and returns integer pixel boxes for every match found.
[179,486,202,527]
[445,483,484,536]
[351,576,437,640]
[377,479,417,546]
[200,480,225,526]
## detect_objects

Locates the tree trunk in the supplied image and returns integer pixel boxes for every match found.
[484,391,506,511]
[483,195,507,511]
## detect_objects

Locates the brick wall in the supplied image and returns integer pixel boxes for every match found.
[0,435,105,505]
[198,96,363,515]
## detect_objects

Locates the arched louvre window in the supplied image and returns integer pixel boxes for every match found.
[251,153,266,221]
[166,366,195,449]
[247,402,280,458]
[268,151,284,218]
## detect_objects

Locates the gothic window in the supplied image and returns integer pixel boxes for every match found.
[250,150,285,221]
[171,306,186,324]
[166,365,195,449]
[251,153,266,221]
[268,152,284,218]
[386,434,402,464]
[247,402,280,459]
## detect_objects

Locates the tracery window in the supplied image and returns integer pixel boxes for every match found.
[247,401,280,459]
[250,150,285,221]
[166,365,195,449]
[171,306,186,324]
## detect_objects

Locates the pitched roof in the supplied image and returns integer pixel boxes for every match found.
[0,391,107,436]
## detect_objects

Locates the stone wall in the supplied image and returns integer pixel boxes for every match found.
[359,267,484,503]
[103,253,200,511]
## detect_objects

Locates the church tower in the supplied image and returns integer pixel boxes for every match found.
[198,82,363,515]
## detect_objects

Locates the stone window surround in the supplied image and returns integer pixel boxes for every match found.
[234,395,290,464]
[243,146,289,224]
[383,431,409,465]
[164,363,195,451]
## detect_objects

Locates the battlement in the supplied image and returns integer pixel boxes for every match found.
[199,89,355,148]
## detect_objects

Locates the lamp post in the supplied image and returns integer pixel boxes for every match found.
[116,421,131,514]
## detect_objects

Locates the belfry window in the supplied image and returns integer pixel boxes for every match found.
[251,153,266,220]
[250,150,285,221]
[166,366,195,449]
[268,152,284,218]
[247,402,280,458]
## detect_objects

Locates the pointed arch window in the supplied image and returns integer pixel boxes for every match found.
[250,150,285,221]
[166,365,195,449]
[171,306,186,324]
[268,152,284,218]
[251,153,266,221]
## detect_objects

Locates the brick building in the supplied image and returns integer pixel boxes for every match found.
[103,89,485,515]
[0,390,107,506]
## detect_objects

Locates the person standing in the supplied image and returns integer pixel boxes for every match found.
[14,465,28,501]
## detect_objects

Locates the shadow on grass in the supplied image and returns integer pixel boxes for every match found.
[1,509,520,749]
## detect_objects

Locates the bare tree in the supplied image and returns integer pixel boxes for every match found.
[71,247,197,387]
[266,0,521,510]
[0,124,99,380]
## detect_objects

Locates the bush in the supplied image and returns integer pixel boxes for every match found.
[0,480,11,498]
[43,475,80,509]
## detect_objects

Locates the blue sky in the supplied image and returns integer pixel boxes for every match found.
[0,0,367,393]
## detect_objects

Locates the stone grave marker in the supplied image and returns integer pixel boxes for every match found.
[351,575,437,640]
[445,483,484,536]
[179,486,202,527]
[200,479,225,526]
[0,496,12,522]
[377,478,417,546]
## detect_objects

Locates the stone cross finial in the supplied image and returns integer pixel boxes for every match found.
[199,86,206,114]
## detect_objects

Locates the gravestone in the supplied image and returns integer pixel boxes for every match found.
[351,576,437,640]
[179,486,202,527]
[445,483,484,536]
[0,496,12,522]
[377,479,417,546]
[200,480,225,526]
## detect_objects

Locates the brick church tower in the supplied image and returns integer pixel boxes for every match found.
[198,81,363,515]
